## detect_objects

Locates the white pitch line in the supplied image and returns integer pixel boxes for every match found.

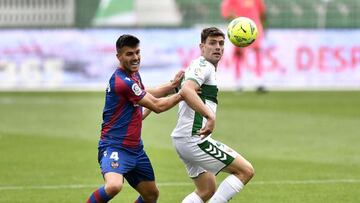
[0,179,359,191]
[0,184,99,191]
[250,179,360,185]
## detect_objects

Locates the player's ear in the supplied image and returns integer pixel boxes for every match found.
[199,43,204,50]
[116,46,124,56]
[116,48,124,58]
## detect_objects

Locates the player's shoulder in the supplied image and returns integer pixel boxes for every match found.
[114,69,135,85]
[189,56,213,70]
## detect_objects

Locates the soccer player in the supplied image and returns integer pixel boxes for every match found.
[86,34,184,203]
[221,0,267,92]
[170,27,254,203]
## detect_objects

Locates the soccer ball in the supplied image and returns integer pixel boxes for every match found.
[227,17,258,47]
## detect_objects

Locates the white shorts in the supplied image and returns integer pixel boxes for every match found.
[172,135,239,178]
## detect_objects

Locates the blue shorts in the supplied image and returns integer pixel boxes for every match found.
[98,147,155,188]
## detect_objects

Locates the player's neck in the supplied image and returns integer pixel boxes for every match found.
[119,67,135,75]
[213,63,218,70]
[201,56,218,70]
[208,61,218,71]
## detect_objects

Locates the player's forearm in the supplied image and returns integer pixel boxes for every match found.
[180,87,215,120]
[146,82,177,98]
[152,93,182,113]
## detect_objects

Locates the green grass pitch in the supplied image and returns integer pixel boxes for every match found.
[0,91,359,202]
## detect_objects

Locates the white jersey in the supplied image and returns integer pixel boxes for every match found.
[171,56,239,178]
[171,56,218,138]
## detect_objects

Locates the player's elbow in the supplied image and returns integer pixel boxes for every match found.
[152,104,167,114]
[179,85,194,98]
[151,107,162,114]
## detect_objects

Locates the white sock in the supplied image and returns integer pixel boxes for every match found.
[182,192,204,203]
[208,175,244,203]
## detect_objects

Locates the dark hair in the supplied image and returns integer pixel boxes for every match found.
[201,27,225,43]
[116,34,140,53]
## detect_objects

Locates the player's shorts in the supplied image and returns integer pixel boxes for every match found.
[98,146,155,188]
[172,135,239,178]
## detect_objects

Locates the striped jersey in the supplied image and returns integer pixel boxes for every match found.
[99,68,146,149]
[171,56,218,138]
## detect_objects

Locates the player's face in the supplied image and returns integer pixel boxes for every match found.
[116,45,141,73]
[200,35,225,66]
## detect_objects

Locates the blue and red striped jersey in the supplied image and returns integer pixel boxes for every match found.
[99,68,146,150]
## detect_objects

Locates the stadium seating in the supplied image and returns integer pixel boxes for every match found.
[175,0,360,28]
[0,0,75,27]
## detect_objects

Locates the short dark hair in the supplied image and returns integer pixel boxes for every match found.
[116,34,140,53]
[201,27,225,43]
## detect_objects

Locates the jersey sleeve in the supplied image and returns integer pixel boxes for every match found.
[126,81,146,104]
[115,75,146,104]
[183,59,212,87]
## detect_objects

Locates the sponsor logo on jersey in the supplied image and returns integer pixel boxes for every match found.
[111,161,119,169]
[199,58,206,67]
[132,83,142,96]
[194,67,202,77]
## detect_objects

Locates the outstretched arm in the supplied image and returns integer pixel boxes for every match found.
[137,91,182,114]
[146,70,184,97]
[142,70,184,120]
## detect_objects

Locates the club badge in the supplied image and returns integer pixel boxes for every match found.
[111,161,119,169]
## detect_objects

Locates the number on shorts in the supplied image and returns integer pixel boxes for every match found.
[110,152,119,161]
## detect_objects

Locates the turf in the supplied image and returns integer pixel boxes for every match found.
[0,91,359,202]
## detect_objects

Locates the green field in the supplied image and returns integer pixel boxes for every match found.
[0,91,359,203]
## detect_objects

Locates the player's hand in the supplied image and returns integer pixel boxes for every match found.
[142,108,152,120]
[199,116,215,139]
[171,70,185,89]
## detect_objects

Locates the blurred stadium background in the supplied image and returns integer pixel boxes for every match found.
[0,0,359,28]
[0,0,359,203]
[0,0,359,90]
